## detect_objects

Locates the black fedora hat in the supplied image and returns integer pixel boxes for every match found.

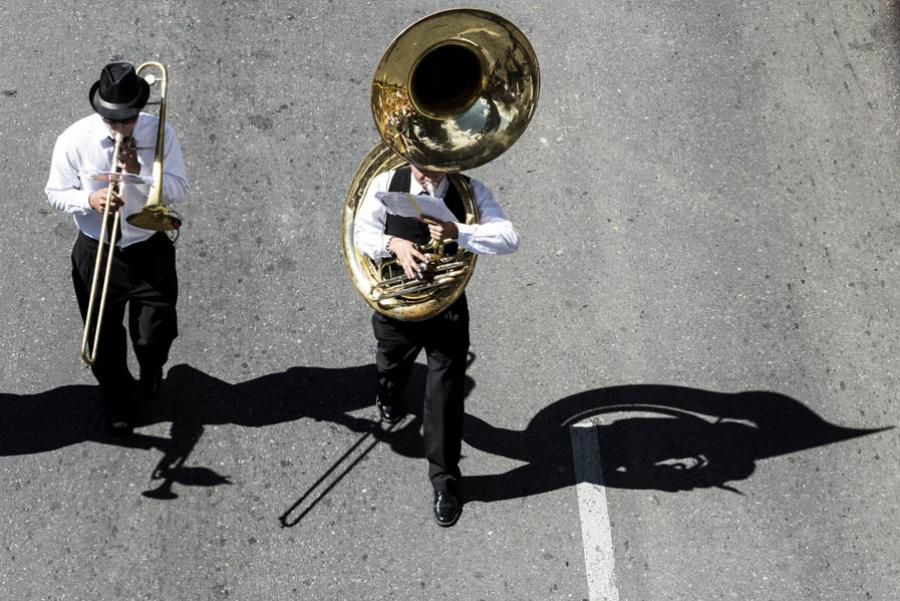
[89,62,150,121]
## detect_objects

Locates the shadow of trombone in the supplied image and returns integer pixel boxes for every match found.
[278,419,402,527]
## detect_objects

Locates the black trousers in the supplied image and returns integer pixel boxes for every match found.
[372,295,469,494]
[71,231,178,408]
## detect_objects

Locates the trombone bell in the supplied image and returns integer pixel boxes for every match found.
[126,204,182,230]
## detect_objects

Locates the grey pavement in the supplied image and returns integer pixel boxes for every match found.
[1,1,899,600]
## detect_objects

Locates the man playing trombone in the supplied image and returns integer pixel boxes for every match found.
[45,62,188,432]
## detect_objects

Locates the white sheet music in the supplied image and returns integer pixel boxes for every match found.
[374,191,458,222]
[90,171,152,185]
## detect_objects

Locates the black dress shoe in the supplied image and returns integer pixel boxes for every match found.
[433,491,461,527]
[376,396,402,424]
[140,367,163,398]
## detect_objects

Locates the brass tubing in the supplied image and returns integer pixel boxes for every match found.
[126,61,180,231]
[135,61,166,211]
[79,133,124,366]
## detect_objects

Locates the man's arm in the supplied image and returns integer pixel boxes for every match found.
[159,123,188,205]
[45,135,93,215]
[354,170,395,260]
[354,170,429,278]
[454,179,519,255]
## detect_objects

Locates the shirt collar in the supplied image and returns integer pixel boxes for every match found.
[95,112,147,148]
[411,175,449,198]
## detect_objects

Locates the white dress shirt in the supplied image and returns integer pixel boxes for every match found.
[45,112,189,248]
[354,169,519,261]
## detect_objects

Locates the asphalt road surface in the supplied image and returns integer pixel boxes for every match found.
[1,1,898,600]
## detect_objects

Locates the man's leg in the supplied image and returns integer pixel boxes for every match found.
[422,344,468,490]
[372,312,420,422]
[129,300,177,395]
[128,233,178,396]
[421,296,469,523]
[71,234,135,426]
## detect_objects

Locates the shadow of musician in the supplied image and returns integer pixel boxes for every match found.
[461,384,890,501]
[0,362,465,498]
[1,373,887,502]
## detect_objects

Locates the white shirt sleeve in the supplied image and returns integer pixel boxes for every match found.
[45,133,92,215]
[455,178,520,255]
[354,170,394,260]
[159,123,189,206]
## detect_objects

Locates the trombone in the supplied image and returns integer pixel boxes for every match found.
[79,61,180,366]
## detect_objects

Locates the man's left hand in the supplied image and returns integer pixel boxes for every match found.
[427,219,458,243]
[116,138,140,174]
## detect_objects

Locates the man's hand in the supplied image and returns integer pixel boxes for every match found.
[427,219,459,243]
[388,237,428,278]
[89,187,124,213]
[116,138,140,174]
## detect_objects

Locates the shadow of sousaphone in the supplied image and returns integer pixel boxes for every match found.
[463,385,890,500]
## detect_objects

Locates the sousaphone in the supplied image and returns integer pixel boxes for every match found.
[342,8,539,321]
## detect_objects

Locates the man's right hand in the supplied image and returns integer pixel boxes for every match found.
[89,187,124,214]
[388,237,428,278]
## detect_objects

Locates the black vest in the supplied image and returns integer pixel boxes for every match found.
[385,167,467,246]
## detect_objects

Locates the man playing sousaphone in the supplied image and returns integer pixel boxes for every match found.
[354,163,519,526]
[344,9,537,527]
[45,62,188,433]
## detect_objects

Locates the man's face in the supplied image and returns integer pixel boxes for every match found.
[410,164,446,190]
[102,116,138,138]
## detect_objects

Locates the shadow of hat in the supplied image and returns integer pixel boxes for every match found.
[89,62,149,121]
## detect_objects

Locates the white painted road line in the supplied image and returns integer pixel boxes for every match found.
[570,419,620,601]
